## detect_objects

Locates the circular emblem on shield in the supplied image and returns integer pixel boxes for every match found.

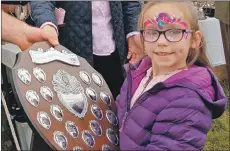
[79,71,91,85]
[100,92,111,106]
[102,144,112,151]
[89,120,102,136]
[106,110,118,126]
[65,121,79,138]
[82,130,95,148]
[86,87,97,101]
[92,72,103,87]
[50,105,63,121]
[73,146,83,151]
[106,128,118,145]
[40,86,53,102]
[25,90,39,107]
[18,68,31,85]
[37,111,51,130]
[33,67,46,83]
[53,131,68,150]
[91,104,103,120]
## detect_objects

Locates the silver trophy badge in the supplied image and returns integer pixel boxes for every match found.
[89,120,102,136]
[101,144,112,151]
[82,130,95,148]
[33,67,46,83]
[25,90,40,107]
[65,121,79,138]
[106,128,118,145]
[37,111,51,130]
[52,70,88,119]
[17,68,31,85]
[85,87,97,101]
[53,131,68,150]
[79,70,91,85]
[92,73,103,87]
[40,86,53,102]
[50,105,64,122]
[73,146,83,151]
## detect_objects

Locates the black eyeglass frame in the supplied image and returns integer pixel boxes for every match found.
[140,29,195,42]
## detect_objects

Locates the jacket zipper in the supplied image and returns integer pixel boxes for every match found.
[119,71,162,132]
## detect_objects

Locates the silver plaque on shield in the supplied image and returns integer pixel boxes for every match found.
[82,130,95,148]
[37,111,51,130]
[25,90,39,107]
[102,144,112,151]
[85,87,97,101]
[73,146,83,151]
[92,72,103,87]
[100,92,111,106]
[91,104,103,120]
[65,121,79,138]
[106,110,118,126]
[17,68,31,85]
[53,131,68,150]
[106,128,118,145]
[50,105,63,121]
[40,86,53,102]
[52,70,88,119]
[89,120,102,136]
[33,67,46,83]
[79,70,91,85]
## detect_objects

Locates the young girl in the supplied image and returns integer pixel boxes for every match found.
[116,2,228,150]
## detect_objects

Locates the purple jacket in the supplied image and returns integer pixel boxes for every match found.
[116,57,227,150]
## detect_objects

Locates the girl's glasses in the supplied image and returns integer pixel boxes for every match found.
[140,29,195,42]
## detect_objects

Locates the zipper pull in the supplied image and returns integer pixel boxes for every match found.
[119,112,128,132]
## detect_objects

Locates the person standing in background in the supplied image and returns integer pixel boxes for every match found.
[30,1,142,98]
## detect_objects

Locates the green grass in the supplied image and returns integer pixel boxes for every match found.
[204,80,230,150]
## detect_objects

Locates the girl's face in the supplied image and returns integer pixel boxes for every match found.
[143,3,196,70]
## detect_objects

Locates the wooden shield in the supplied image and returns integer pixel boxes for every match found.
[9,42,119,150]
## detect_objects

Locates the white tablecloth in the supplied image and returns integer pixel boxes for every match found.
[198,17,226,66]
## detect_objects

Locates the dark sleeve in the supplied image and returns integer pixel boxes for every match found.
[30,1,57,27]
[122,1,141,35]
[135,96,212,150]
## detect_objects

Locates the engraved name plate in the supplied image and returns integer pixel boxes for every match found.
[37,112,51,130]
[65,121,79,138]
[106,110,118,126]
[82,130,95,148]
[106,128,118,145]
[50,105,63,121]
[18,68,31,85]
[73,146,83,151]
[53,131,68,150]
[89,120,102,136]
[91,104,103,120]
[25,90,39,107]
[92,73,103,87]
[86,87,97,101]
[102,144,112,151]
[79,71,91,85]
[40,86,53,102]
[33,67,46,83]
[100,92,111,106]
[29,49,80,66]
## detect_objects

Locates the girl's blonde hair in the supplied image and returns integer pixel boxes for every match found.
[138,2,212,68]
